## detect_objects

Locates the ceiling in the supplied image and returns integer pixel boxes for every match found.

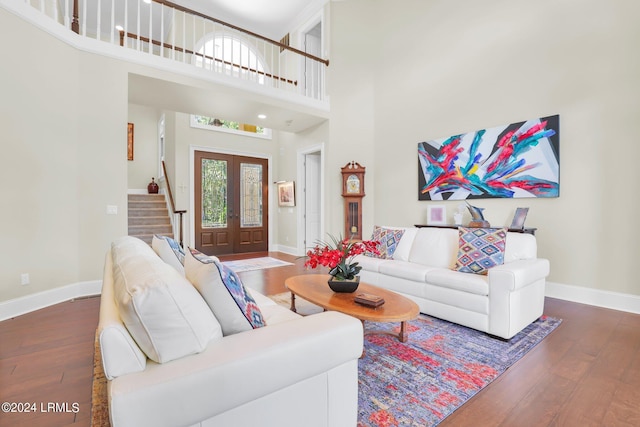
[170,0,326,40]
[129,73,329,133]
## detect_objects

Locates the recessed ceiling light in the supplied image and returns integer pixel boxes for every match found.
[258,114,267,119]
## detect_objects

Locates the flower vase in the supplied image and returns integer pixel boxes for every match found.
[327,276,360,293]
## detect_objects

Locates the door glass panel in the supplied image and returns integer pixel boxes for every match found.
[201,159,227,228]
[240,163,262,227]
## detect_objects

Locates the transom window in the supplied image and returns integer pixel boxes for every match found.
[190,115,272,139]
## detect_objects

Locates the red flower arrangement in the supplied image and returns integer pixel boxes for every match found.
[304,234,380,281]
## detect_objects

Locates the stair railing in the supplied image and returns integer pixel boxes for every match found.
[20,0,329,101]
[162,161,186,247]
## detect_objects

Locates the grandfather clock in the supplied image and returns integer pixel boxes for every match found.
[341,161,365,240]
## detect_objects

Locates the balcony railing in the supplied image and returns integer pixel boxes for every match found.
[21,0,329,101]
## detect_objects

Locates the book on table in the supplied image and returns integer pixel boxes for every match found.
[354,293,385,307]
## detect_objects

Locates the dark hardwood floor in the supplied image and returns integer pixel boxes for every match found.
[1,252,639,426]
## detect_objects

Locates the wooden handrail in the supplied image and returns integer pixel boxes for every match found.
[152,0,329,67]
[162,161,187,247]
[71,0,329,67]
[120,31,298,86]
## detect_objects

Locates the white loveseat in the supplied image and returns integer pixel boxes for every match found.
[354,226,550,339]
[97,236,363,427]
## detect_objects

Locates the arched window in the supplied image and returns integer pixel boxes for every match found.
[195,33,266,84]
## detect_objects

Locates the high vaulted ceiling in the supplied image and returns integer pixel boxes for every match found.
[171,0,326,40]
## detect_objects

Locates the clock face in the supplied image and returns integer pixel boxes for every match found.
[346,174,360,194]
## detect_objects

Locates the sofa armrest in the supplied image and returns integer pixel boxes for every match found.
[488,258,550,292]
[98,252,147,380]
[109,311,363,427]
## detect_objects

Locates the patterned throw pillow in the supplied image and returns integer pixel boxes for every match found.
[367,226,406,259]
[454,227,507,275]
[152,235,186,275]
[185,248,266,335]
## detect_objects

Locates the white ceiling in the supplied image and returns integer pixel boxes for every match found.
[170,0,326,40]
[128,74,329,133]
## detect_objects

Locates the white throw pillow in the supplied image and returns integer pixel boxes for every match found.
[111,237,222,363]
[185,248,267,336]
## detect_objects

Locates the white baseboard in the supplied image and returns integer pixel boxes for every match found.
[0,281,102,321]
[272,244,302,257]
[546,281,640,315]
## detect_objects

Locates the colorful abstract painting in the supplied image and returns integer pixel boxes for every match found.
[418,115,560,200]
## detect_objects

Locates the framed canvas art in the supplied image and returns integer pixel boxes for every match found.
[418,115,560,200]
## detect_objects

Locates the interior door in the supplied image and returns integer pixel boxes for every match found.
[304,23,322,99]
[195,151,268,255]
[304,152,321,249]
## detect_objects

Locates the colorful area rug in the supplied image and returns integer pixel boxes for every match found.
[222,257,293,273]
[358,314,561,426]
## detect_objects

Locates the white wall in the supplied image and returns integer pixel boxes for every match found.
[0,9,82,300]
[330,0,640,296]
[0,7,132,301]
[127,104,160,190]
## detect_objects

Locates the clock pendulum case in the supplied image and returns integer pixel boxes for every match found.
[341,161,365,240]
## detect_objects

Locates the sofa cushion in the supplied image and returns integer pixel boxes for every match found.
[504,232,537,262]
[367,226,405,259]
[111,236,222,364]
[454,227,507,275]
[378,260,434,282]
[352,254,389,273]
[408,227,459,268]
[427,268,490,296]
[185,248,266,336]
[152,234,186,275]
[392,227,417,262]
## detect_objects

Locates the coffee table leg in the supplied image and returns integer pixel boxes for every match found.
[289,293,297,313]
[399,321,409,343]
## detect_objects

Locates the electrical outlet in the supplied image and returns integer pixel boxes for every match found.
[106,205,118,215]
[21,273,30,285]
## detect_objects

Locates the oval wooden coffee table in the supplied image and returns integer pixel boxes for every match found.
[285,274,420,343]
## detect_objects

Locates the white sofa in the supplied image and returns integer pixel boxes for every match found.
[354,226,550,339]
[97,236,363,427]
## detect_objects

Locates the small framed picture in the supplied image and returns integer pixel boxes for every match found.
[277,181,296,207]
[510,207,529,230]
[127,123,134,161]
[427,205,447,225]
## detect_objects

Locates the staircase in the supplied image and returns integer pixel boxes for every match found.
[128,194,173,244]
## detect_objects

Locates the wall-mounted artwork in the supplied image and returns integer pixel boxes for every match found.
[277,181,296,207]
[127,123,134,161]
[418,115,560,200]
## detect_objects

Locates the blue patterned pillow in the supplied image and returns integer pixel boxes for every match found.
[152,235,186,274]
[367,226,406,259]
[454,227,507,275]
[185,248,266,335]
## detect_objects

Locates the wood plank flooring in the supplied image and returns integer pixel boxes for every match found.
[1,252,639,426]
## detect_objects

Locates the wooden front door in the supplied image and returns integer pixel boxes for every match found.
[194,151,268,255]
